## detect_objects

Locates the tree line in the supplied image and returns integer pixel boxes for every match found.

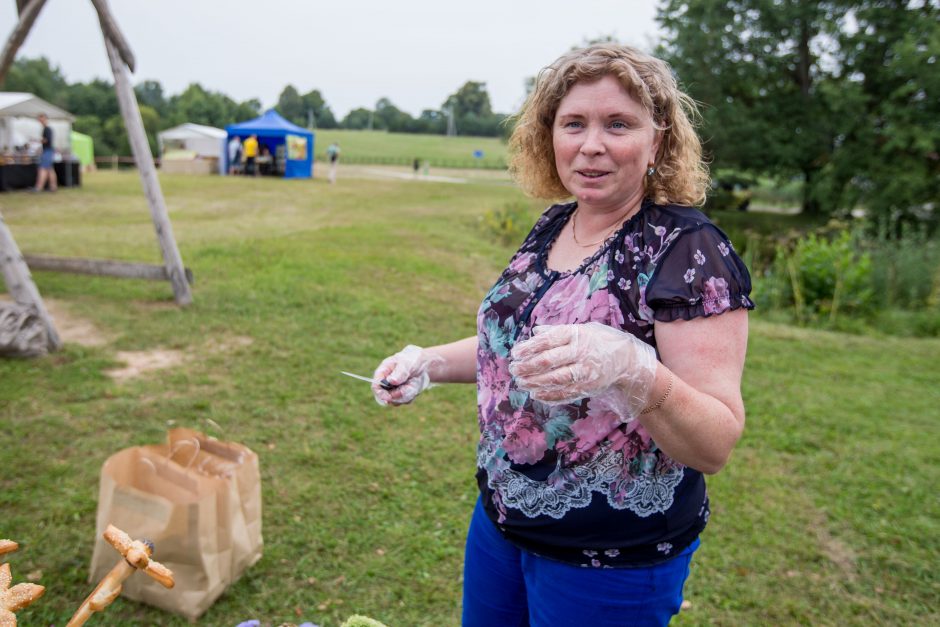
[657,0,938,221]
[0,57,510,156]
[2,0,935,222]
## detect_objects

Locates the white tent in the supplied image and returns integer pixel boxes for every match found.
[158,123,226,173]
[0,92,74,154]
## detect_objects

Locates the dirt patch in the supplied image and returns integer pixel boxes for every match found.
[105,335,254,382]
[0,297,112,347]
[106,349,186,381]
[814,514,858,581]
[46,299,112,347]
[0,294,253,380]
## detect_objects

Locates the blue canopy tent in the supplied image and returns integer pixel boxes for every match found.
[225,109,314,179]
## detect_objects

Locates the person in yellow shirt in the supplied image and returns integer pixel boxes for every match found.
[243,134,259,176]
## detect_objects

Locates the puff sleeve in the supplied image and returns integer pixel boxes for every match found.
[645,224,755,322]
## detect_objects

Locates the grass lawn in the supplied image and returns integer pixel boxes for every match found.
[1,171,937,626]
[309,129,508,168]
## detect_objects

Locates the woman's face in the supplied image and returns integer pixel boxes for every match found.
[552,74,661,214]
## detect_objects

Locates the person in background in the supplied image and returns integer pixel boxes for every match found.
[326,141,340,183]
[371,43,754,626]
[243,134,259,176]
[228,135,242,175]
[413,157,420,178]
[33,113,57,192]
[258,145,275,176]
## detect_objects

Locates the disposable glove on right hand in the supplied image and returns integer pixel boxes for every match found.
[509,322,658,420]
[371,345,440,406]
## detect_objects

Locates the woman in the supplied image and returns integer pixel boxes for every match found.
[373,44,754,626]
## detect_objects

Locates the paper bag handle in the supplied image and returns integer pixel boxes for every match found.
[167,438,200,469]
[137,455,199,493]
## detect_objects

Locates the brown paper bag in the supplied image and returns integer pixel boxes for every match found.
[89,434,262,621]
[167,428,263,577]
[88,445,226,620]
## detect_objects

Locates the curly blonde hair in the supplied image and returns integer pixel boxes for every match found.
[509,44,709,207]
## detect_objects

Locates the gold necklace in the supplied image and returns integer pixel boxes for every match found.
[571,209,629,248]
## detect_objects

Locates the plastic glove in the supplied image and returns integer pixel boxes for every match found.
[509,322,658,419]
[371,345,440,406]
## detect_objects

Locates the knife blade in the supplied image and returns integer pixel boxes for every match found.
[340,371,397,390]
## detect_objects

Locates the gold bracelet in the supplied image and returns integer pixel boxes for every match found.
[640,372,674,415]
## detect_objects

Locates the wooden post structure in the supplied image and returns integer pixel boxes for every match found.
[23,253,193,285]
[0,0,194,333]
[0,212,61,351]
[0,0,47,83]
[89,0,135,71]
[100,16,192,306]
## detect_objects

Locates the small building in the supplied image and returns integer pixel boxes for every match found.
[157,123,227,175]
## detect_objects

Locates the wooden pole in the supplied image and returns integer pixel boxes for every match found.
[104,37,192,306]
[23,254,194,284]
[89,0,135,73]
[0,0,48,84]
[0,211,61,351]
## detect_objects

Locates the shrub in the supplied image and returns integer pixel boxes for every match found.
[757,226,874,325]
[866,219,940,310]
[480,201,537,246]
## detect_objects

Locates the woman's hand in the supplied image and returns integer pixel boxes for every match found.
[509,323,658,418]
[371,345,440,406]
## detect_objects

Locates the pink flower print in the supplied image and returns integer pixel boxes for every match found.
[608,291,625,327]
[604,549,620,557]
[502,411,548,465]
[536,274,591,325]
[624,233,640,253]
[591,559,602,568]
[580,289,621,325]
[657,542,673,554]
[694,249,706,265]
[478,362,510,422]
[718,241,730,257]
[615,250,625,264]
[617,277,632,291]
[653,225,667,237]
[509,251,536,273]
[623,418,654,449]
[567,408,620,463]
[703,276,732,315]
[684,268,695,283]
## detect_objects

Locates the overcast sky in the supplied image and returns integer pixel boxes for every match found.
[3,0,663,118]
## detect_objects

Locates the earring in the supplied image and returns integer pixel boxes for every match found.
[646,166,656,177]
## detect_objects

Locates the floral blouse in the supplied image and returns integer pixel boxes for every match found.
[474,199,754,567]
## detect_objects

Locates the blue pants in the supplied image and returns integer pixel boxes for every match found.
[462,498,698,627]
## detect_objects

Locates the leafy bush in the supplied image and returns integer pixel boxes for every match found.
[480,201,537,246]
[753,217,940,336]
[756,226,874,324]
[866,219,940,310]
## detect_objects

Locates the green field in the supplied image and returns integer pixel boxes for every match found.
[1,172,937,626]
[310,129,508,169]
